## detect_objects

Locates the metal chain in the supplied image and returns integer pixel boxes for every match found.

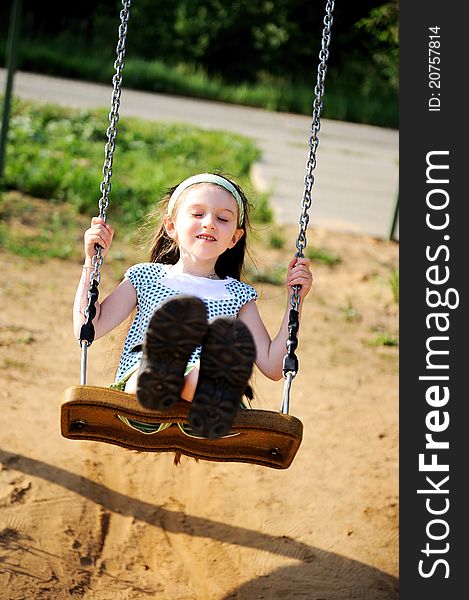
[291,0,335,313]
[87,0,131,292]
[81,0,131,341]
[281,0,334,413]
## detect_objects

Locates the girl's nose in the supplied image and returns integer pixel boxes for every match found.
[202,213,216,228]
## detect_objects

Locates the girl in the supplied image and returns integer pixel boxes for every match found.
[74,173,312,439]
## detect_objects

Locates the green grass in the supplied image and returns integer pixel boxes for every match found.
[306,246,342,267]
[390,268,399,303]
[1,97,263,226]
[0,97,271,260]
[0,193,79,260]
[267,229,286,249]
[340,299,361,323]
[4,38,398,128]
[246,264,286,286]
[249,192,273,225]
[369,332,399,347]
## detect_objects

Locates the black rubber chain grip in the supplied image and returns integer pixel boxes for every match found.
[79,280,99,346]
[282,308,299,376]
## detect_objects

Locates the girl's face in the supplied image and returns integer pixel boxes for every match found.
[164,184,244,265]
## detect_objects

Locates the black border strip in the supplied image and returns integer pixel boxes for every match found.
[400,2,467,597]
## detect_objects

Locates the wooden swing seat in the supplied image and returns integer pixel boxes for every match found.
[61,385,303,469]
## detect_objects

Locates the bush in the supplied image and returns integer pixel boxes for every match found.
[1,97,264,226]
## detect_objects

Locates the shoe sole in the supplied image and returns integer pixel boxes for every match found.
[189,318,256,439]
[136,295,208,410]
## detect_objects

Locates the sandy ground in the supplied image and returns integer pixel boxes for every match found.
[0,203,399,599]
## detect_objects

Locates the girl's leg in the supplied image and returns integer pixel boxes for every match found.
[124,369,139,394]
[180,366,199,402]
[136,296,208,409]
[125,364,199,402]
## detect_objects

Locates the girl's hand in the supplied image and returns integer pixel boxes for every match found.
[84,217,114,263]
[286,256,313,300]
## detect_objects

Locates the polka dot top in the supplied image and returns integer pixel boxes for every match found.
[115,262,258,381]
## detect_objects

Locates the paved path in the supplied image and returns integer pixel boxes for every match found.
[1,70,399,238]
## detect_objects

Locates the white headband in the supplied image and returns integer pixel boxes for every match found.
[166,173,244,226]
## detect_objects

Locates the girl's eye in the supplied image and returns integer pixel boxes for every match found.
[191,213,203,218]
[218,217,228,223]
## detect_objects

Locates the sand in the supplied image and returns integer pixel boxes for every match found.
[0,207,398,599]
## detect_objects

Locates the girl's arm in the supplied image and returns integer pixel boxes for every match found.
[238,257,313,381]
[73,217,137,340]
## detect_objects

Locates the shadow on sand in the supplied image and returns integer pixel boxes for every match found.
[1,449,399,599]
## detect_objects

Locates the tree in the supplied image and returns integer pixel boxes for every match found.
[355,1,399,92]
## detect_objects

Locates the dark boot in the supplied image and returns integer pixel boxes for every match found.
[189,318,256,439]
[136,295,208,410]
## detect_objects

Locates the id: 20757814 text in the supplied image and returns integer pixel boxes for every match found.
[428,26,441,112]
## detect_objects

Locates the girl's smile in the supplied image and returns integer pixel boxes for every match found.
[164,184,244,274]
